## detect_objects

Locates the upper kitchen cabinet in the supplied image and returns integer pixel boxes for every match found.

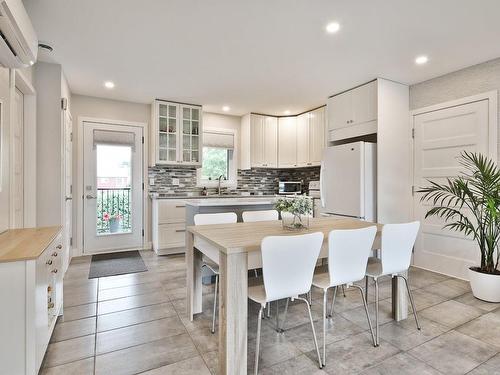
[241,114,278,169]
[278,117,297,168]
[327,80,377,140]
[150,100,202,166]
[308,106,326,165]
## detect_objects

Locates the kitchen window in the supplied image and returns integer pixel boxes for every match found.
[197,129,236,187]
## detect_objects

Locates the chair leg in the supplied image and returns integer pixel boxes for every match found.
[328,286,338,317]
[308,290,312,306]
[341,284,346,297]
[353,284,376,347]
[374,278,379,346]
[254,306,264,375]
[365,276,369,303]
[211,274,218,334]
[322,289,327,366]
[266,302,271,318]
[297,297,322,369]
[399,274,421,330]
[279,298,289,333]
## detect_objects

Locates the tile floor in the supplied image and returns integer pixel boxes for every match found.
[40,251,500,375]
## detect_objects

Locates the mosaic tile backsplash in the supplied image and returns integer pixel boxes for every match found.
[148,166,320,196]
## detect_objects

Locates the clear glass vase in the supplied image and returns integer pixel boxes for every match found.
[281,212,310,231]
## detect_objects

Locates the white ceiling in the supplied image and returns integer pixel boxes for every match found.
[25,0,500,116]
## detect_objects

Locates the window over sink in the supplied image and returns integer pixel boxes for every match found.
[197,129,236,188]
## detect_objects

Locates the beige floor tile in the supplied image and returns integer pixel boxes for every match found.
[64,284,98,307]
[94,333,198,375]
[98,280,164,301]
[421,281,469,299]
[43,334,95,368]
[97,301,177,332]
[96,316,186,354]
[467,353,500,375]
[360,352,441,375]
[454,292,500,312]
[420,300,484,328]
[409,330,497,375]
[260,354,323,374]
[59,303,97,323]
[97,290,169,315]
[188,328,219,353]
[248,338,303,372]
[50,317,96,342]
[141,355,211,374]
[457,309,500,349]
[201,350,218,374]
[40,357,94,375]
[341,299,393,330]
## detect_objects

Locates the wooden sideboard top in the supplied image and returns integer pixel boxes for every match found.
[0,226,62,263]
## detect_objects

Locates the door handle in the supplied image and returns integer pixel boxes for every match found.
[86,194,97,199]
[65,196,72,201]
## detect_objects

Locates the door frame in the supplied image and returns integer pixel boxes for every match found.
[76,117,149,257]
[410,90,498,277]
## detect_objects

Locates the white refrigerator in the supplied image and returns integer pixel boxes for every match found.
[320,141,377,221]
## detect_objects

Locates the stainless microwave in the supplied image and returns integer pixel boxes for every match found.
[278,181,302,195]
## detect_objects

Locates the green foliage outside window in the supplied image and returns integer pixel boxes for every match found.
[202,147,229,180]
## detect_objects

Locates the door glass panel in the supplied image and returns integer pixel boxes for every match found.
[192,121,199,135]
[183,150,191,162]
[168,149,176,161]
[159,104,168,117]
[168,118,176,133]
[159,133,168,148]
[168,105,176,118]
[183,107,190,119]
[168,135,176,148]
[191,135,198,150]
[159,149,167,160]
[183,120,190,134]
[96,145,132,235]
[159,117,168,132]
[183,135,190,149]
[192,109,199,121]
[192,151,199,163]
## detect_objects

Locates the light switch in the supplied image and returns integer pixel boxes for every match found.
[172,178,180,186]
[149,177,155,186]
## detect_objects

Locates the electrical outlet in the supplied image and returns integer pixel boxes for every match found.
[149,177,155,186]
[172,178,180,186]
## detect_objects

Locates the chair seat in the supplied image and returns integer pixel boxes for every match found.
[248,284,267,306]
[202,256,219,274]
[366,258,383,278]
[312,272,331,290]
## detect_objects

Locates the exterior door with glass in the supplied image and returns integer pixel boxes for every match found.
[83,122,143,253]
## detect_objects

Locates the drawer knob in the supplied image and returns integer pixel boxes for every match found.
[52,252,58,257]
[46,260,53,265]
[52,269,58,274]
[48,302,54,309]
[56,244,62,249]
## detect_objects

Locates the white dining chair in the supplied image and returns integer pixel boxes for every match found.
[365,221,421,346]
[194,212,237,334]
[248,232,324,374]
[242,209,279,222]
[312,226,377,366]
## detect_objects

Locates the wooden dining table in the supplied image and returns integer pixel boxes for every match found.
[186,216,409,375]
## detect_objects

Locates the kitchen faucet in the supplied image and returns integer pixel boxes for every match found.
[217,175,225,196]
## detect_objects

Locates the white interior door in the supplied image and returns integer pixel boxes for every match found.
[413,99,492,279]
[11,88,23,228]
[63,111,73,272]
[83,122,143,254]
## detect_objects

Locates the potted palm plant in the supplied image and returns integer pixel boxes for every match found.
[419,152,500,302]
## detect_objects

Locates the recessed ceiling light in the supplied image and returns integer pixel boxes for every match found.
[222,105,230,112]
[326,22,340,33]
[104,81,115,89]
[284,110,291,115]
[415,55,429,65]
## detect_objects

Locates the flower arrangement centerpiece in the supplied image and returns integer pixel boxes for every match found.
[103,212,123,233]
[275,195,313,230]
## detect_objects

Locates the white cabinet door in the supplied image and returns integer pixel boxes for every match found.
[179,105,202,165]
[251,114,264,167]
[309,107,325,166]
[263,116,278,168]
[296,113,309,167]
[278,117,297,168]
[156,102,179,164]
[327,90,352,130]
[352,80,377,125]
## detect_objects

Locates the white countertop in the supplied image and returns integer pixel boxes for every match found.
[185,197,277,207]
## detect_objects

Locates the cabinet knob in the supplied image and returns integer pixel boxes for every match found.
[56,244,62,249]
[52,269,58,274]
[48,302,55,309]
[52,252,58,257]
[46,260,53,265]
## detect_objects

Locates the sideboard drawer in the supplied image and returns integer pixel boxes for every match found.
[158,200,186,224]
[158,223,186,248]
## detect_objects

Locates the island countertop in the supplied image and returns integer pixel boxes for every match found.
[185,197,277,207]
[0,226,62,263]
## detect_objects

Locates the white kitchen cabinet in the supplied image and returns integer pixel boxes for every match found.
[296,113,309,166]
[248,114,278,168]
[0,228,65,375]
[308,107,326,165]
[151,100,203,166]
[152,198,187,255]
[327,80,377,132]
[278,117,297,168]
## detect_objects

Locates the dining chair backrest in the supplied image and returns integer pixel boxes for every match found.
[381,221,420,275]
[242,210,279,222]
[194,212,237,225]
[261,232,323,302]
[328,226,377,287]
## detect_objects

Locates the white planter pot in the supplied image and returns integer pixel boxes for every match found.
[468,267,500,303]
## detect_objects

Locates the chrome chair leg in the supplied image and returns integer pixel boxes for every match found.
[297,297,322,369]
[328,286,338,317]
[341,284,346,297]
[352,284,376,347]
[399,274,421,330]
[278,298,289,333]
[374,278,380,346]
[322,289,327,366]
[275,299,280,331]
[266,302,271,318]
[365,276,369,303]
[211,274,218,334]
[254,306,264,375]
[308,290,312,306]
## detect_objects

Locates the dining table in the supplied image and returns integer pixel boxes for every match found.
[186,216,409,375]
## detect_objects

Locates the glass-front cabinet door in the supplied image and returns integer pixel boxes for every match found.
[154,100,202,166]
[157,102,178,163]
[181,105,201,164]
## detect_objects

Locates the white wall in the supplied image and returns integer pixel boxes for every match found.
[410,57,500,159]
[0,67,11,233]
[203,112,241,169]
